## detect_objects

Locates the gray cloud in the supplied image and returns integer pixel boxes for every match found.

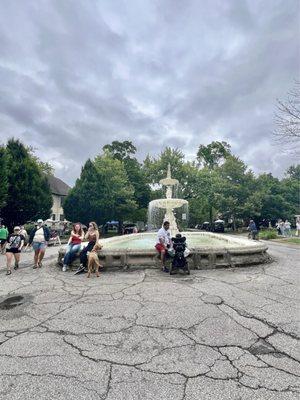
[0,0,299,185]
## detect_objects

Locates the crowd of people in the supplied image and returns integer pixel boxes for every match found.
[1,216,299,276]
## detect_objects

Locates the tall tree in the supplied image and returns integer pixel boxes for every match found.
[0,146,8,210]
[143,147,186,184]
[197,141,231,169]
[103,140,137,161]
[1,139,52,228]
[103,141,151,219]
[63,155,137,225]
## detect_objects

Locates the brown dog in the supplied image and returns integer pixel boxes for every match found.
[87,243,103,278]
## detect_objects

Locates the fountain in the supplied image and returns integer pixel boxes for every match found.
[148,164,188,235]
[58,165,269,270]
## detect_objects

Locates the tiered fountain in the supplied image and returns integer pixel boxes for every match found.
[148,164,188,235]
[58,166,269,270]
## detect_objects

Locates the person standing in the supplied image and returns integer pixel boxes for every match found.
[248,220,258,240]
[279,220,285,237]
[284,220,291,237]
[296,217,300,237]
[5,226,25,275]
[75,222,100,275]
[0,223,9,255]
[155,221,172,273]
[28,219,50,269]
[62,223,84,272]
[19,225,28,244]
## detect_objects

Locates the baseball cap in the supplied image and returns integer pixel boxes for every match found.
[14,226,21,231]
[37,219,43,224]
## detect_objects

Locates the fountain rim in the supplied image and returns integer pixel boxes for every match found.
[96,231,267,253]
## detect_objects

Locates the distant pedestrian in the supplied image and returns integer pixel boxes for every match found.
[284,220,291,237]
[0,223,9,254]
[296,218,300,237]
[19,225,28,244]
[28,219,50,269]
[5,226,25,275]
[248,220,258,240]
[75,222,100,275]
[62,223,84,272]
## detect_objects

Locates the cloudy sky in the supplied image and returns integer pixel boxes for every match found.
[0,0,299,185]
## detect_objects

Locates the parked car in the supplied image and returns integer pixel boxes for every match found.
[212,219,225,233]
[123,224,139,234]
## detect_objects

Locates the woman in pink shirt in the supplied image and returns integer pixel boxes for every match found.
[62,223,84,272]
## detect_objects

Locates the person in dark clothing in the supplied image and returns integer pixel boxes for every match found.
[248,220,258,240]
[75,221,100,275]
[5,226,25,275]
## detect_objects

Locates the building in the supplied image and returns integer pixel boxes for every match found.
[47,175,71,221]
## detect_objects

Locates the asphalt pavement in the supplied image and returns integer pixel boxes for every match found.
[0,241,299,399]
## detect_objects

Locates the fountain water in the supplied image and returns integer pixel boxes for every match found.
[148,164,188,235]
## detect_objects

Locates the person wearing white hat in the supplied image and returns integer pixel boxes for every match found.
[28,219,50,269]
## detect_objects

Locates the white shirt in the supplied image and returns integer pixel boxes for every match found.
[157,227,171,246]
[33,227,45,242]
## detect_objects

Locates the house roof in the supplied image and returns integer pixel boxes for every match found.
[47,175,71,196]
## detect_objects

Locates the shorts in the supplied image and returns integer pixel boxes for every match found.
[155,243,167,253]
[32,242,47,251]
[0,239,7,245]
[6,248,21,254]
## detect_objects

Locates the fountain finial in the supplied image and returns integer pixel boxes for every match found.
[159,164,179,188]
[167,163,171,179]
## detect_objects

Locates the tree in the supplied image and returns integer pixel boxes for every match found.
[197,141,231,169]
[63,155,137,225]
[215,156,256,226]
[0,146,8,210]
[27,145,54,175]
[1,139,52,228]
[103,140,151,220]
[143,147,186,185]
[273,82,300,150]
[103,140,137,161]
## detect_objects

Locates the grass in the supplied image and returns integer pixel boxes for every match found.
[277,237,300,245]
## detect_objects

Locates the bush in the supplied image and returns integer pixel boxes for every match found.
[259,229,278,240]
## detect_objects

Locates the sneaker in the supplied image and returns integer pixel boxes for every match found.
[62,265,67,272]
[74,264,85,275]
[163,267,169,273]
[14,263,19,270]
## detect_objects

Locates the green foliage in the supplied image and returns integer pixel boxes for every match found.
[0,146,8,209]
[63,155,137,225]
[143,147,186,184]
[1,139,53,227]
[27,145,54,175]
[259,229,278,240]
[102,141,151,219]
[103,140,137,161]
[197,141,231,169]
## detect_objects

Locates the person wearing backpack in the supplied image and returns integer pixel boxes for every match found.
[28,219,50,269]
[5,226,25,275]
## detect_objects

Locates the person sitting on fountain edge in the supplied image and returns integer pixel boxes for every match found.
[155,221,172,273]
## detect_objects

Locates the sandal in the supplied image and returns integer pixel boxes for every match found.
[6,270,12,275]
[33,265,38,269]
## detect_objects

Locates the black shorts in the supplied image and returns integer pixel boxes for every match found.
[6,248,21,254]
[0,239,7,245]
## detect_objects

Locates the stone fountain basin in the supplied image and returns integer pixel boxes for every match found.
[57,232,269,270]
[149,198,188,209]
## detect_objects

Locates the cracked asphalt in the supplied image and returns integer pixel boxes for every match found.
[0,242,299,400]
